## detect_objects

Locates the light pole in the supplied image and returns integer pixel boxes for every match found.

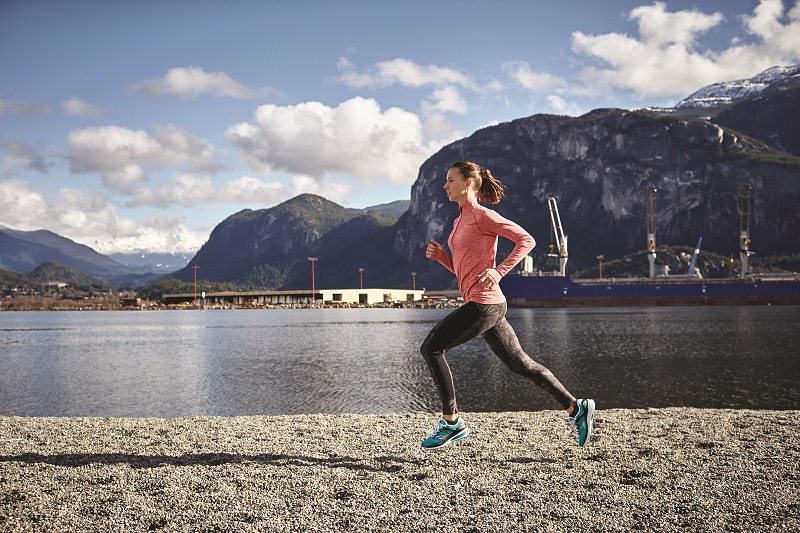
[192,265,199,305]
[596,255,604,280]
[412,272,416,291]
[359,268,364,289]
[308,257,317,303]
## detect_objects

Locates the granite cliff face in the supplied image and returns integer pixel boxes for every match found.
[395,109,800,288]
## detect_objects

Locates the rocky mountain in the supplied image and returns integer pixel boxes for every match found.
[665,62,800,158]
[26,262,111,291]
[0,227,173,289]
[0,227,131,277]
[0,196,411,288]
[711,84,800,157]
[648,64,800,119]
[644,64,800,157]
[676,64,800,112]
[393,109,800,289]
[170,194,407,289]
[352,199,410,218]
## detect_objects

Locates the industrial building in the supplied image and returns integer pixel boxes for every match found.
[162,288,427,306]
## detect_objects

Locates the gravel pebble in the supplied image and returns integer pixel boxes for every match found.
[1,409,798,532]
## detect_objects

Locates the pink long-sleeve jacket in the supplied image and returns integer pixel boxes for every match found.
[431,198,535,304]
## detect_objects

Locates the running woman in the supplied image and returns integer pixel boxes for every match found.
[420,161,594,450]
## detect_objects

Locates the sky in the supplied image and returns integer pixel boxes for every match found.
[1,0,799,255]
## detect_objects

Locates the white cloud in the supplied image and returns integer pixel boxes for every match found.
[570,0,800,99]
[422,86,468,114]
[0,179,50,224]
[130,174,289,208]
[503,61,568,93]
[337,57,474,90]
[62,97,104,117]
[129,67,280,99]
[68,125,220,193]
[291,176,353,205]
[421,112,461,142]
[89,214,208,255]
[0,179,206,254]
[220,176,288,204]
[227,96,441,186]
[546,95,582,116]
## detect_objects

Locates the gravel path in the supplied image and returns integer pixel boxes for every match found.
[1,409,798,531]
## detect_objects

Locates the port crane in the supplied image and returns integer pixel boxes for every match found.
[739,182,752,276]
[647,185,657,278]
[688,237,703,277]
[547,195,568,276]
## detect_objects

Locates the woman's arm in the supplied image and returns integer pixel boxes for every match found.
[479,210,535,281]
[426,239,454,273]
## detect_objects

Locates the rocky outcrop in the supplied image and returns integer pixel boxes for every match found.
[395,109,800,287]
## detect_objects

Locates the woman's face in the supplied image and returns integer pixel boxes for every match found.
[444,168,471,205]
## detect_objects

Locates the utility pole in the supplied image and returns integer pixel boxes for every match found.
[412,272,416,291]
[359,267,364,289]
[308,257,317,303]
[192,265,199,305]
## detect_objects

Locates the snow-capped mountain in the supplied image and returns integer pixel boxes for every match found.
[675,64,800,109]
[106,252,192,272]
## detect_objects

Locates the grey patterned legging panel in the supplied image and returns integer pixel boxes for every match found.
[420,302,576,415]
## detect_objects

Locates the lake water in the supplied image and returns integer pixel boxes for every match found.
[1,306,798,417]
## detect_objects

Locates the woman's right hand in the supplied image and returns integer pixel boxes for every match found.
[426,239,443,259]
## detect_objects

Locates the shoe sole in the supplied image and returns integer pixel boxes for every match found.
[421,427,470,451]
[580,400,595,446]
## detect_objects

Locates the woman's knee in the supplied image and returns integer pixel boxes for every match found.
[420,340,439,361]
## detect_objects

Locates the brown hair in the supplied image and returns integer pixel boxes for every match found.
[451,161,505,204]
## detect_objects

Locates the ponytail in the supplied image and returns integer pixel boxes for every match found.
[477,168,505,204]
[451,161,506,204]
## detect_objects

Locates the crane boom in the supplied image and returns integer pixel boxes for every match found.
[739,182,752,276]
[647,185,657,278]
[547,195,568,276]
[688,237,702,277]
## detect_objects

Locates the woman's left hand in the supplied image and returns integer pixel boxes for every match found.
[478,270,496,289]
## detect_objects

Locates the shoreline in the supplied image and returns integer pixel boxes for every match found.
[1,408,798,531]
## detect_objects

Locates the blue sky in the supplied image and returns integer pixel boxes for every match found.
[1,0,799,254]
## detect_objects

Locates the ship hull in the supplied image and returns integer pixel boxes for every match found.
[499,274,800,308]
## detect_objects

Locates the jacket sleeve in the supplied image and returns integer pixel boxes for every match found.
[478,210,535,281]
[432,246,455,274]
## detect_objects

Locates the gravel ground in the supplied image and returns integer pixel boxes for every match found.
[0,409,798,532]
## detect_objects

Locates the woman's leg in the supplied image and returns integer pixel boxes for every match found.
[420,302,505,416]
[482,306,576,410]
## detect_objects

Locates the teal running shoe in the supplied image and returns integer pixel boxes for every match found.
[568,399,595,446]
[421,418,470,450]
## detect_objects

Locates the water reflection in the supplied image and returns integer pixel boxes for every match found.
[0,306,798,417]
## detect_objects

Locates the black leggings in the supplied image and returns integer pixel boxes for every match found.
[420,302,576,415]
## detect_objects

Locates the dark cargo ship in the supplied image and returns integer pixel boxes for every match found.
[499,272,800,308]
[499,185,800,307]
